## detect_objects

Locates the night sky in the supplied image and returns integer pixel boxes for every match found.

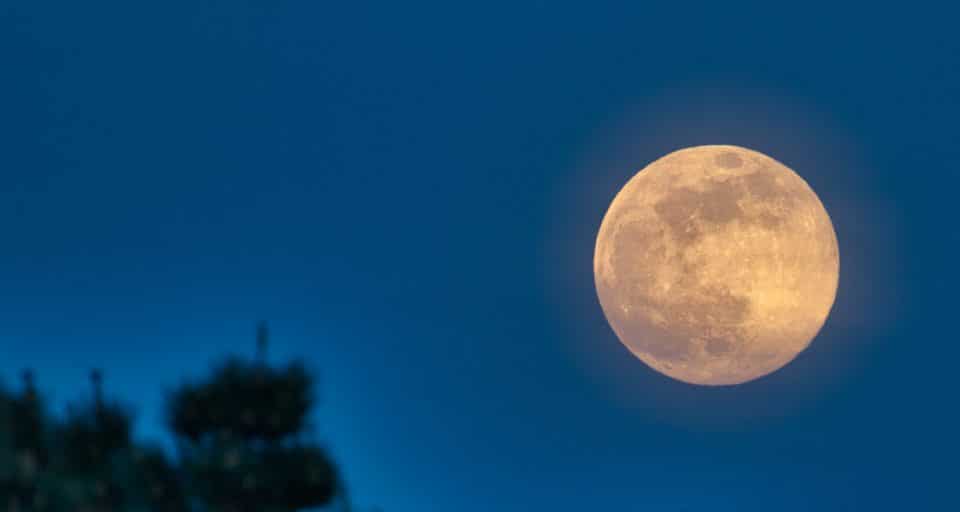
[2,2,957,510]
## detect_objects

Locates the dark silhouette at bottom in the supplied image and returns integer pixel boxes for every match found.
[0,323,352,512]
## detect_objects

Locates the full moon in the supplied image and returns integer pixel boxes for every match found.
[594,145,839,385]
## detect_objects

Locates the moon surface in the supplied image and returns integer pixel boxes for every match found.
[594,145,839,385]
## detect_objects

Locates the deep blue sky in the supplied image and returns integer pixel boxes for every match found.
[2,2,957,510]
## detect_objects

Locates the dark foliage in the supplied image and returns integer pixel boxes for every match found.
[132,447,190,512]
[0,323,346,511]
[169,325,338,511]
[168,359,312,443]
[60,400,132,474]
[187,443,337,512]
[9,371,49,471]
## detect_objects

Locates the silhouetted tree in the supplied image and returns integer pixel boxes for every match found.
[0,370,192,511]
[55,370,189,511]
[168,322,340,511]
[0,371,64,511]
[0,323,348,511]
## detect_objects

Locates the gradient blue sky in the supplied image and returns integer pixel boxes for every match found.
[2,2,957,510]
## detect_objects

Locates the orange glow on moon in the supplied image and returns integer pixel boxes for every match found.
[594,145,839,385]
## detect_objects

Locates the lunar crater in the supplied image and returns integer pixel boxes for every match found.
[714,151,743,169]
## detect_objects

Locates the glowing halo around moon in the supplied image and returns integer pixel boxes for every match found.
[594,145,839,385]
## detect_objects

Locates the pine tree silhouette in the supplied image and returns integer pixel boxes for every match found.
[0,370,54,510]
[168,322,339,511]
[0,323,346,511]
[0,369,191,511]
